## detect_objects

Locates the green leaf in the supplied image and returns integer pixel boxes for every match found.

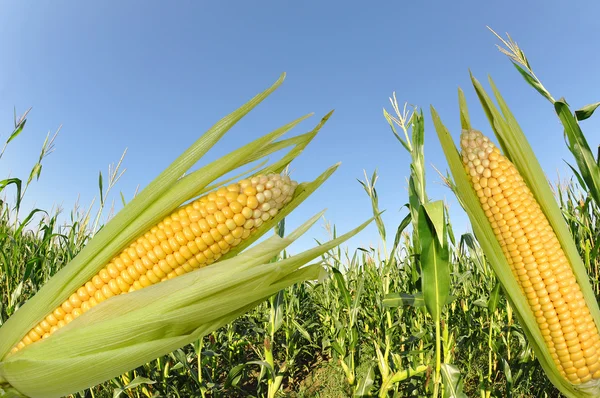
[566,162,588,193]
[382,292,424,308]
[554,99,600,207]
[291,319,312,343]
[501,358,513,398]
[225,364,245,388]
[421,201,446,247]
[353,365,375,397]
[575,102,600,121]
[5,120,26,145]
[441,363,467,398]
[8,283,23,311]
[330,341,345,357]
[419,201,450,321]
[98,171,104,205]
[332,268,352,309]
[248,110,332,176]
[269,290,284,336]
[458,87,471,130]
[391,211,411,255]
[172,349,199,386]
[22,258,40,283]
[27,164,42,186]
[15,209,46,237]
[388,364,428,384]
[248,360,275,380]
[487,281,501,314]
[112,376,155,398]
[0,179,22,211]
[383,292,454,308]
[511,62,554,103]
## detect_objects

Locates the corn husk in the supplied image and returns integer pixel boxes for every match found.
[431,75,600,397]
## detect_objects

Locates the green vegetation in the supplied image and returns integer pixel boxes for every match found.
[1,33,598,397]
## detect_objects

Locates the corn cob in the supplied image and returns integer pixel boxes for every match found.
[11,173,297,354]
[461,129,600,384]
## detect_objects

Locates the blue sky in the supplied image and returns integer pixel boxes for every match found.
[0,1,598,254]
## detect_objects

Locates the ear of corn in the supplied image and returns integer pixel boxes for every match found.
[431,76,600,397]
[461,129,600,383]
[0,75,372,397]
[0,74,289,360]
[10,173,298,354]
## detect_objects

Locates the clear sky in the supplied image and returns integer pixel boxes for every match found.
[0,1,598,254]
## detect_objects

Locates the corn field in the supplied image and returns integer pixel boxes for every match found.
[1,35,599,398]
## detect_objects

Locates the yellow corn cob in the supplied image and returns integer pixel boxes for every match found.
[461,129,600,384]
[11,173,297,354]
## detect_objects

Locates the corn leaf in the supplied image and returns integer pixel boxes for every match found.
[254,110,333,175]
[5,120,26,145]
[554,99,600,207]
[511,62,554,103]
[458,88,471,130]
[353,365,375,397]
[487,282,501,314]
[440,363,466,398]
[382,292,425,308]
[575,102,600,121]
[419,201,450,322]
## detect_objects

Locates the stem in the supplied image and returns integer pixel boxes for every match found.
[265,338,275,398]
[487,313,493,398]
[433,318,441,398]
[198,340,205,398]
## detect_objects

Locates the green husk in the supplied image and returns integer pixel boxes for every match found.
[0,74,371,397]
[474,76,600,349]
[431,75,600,397]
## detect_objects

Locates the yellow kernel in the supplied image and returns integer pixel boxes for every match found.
[217,223,230,236]
[233,213,246,226]
[201,232,215,246]
[236,194,248,206]
[230,201,243,213]
[28,330,41,342]
[247,196,259,209]
[147,270,160,284]
[244,186,257,196]
[206,215,218,228]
